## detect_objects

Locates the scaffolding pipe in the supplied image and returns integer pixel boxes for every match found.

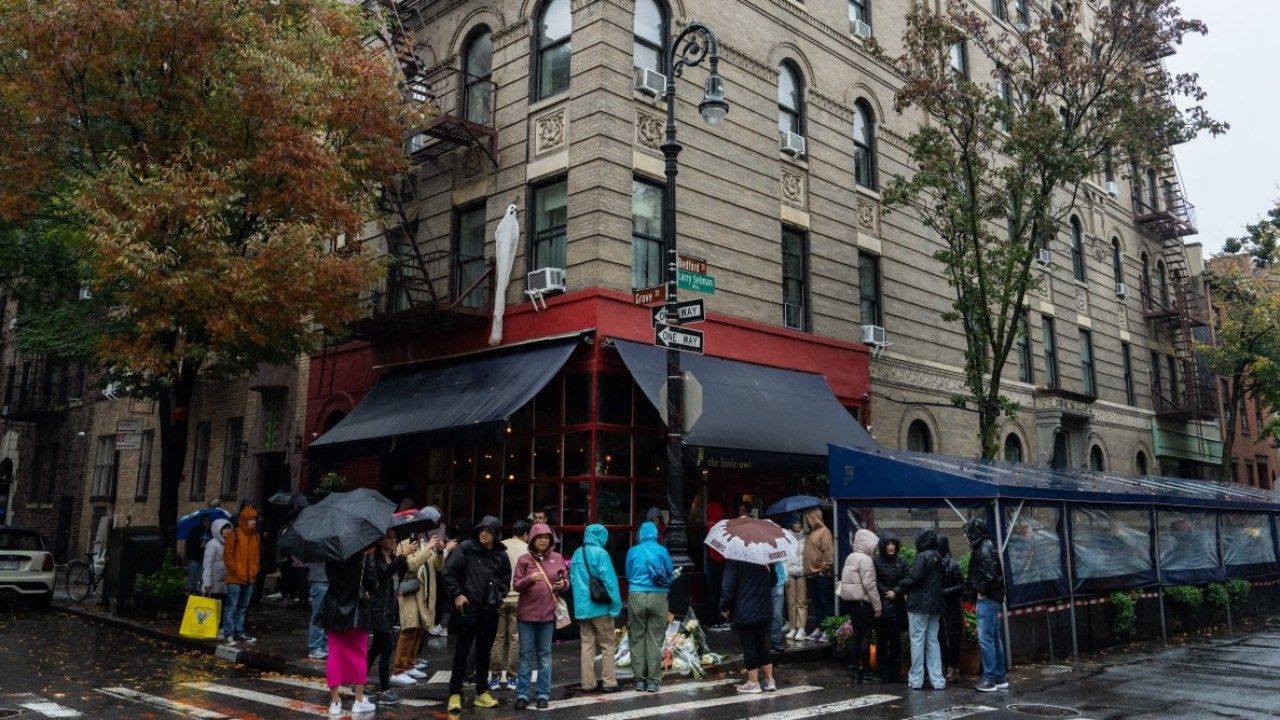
[1062,502,1079,657]
[993,499,1014,672]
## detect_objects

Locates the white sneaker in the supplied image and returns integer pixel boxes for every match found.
[407,668,428,680]
[791,628,805,641]
[780,622,791,633]
[390,672,416,687]
[352,698,376,713]
[328,701,342,716]
[735,682,762,694]
[807,629,825,641]
[429,624,448,637]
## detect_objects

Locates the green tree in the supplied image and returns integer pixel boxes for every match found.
[875,0,1225,458]
[1223,199,1280,269]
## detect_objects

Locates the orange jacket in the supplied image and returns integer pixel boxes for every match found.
[223,506,261,585]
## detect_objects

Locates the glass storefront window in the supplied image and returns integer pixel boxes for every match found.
[475,482,500,521]
[449,484,473,525]
[598,374,632,425]
[605,529,633,574]
[532,483,559,522]
[535,381,561,429]
[635,393,662,430]
[503,480,529,520]
[452,446,474,480]
[504,440,531,480]
[477,445,500,481]
[596,432,631,477]
[565,373,591,425]
[635,482,667,527]
[509,401,533,433]
[563,481,591,526]
[595,483,632,526]
[533,435,561,478]
[634,435,664,478]
[560,531,583,561]
[564,432,590,477]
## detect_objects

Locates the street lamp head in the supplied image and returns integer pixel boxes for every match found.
[699,72,728,126]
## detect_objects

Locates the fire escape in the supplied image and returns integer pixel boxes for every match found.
[1,354,78,422]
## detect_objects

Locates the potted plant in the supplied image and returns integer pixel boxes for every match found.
[958,600,982,674]
[819,614,852,660]
[1165,585,1204,634]
[132,550,188,622]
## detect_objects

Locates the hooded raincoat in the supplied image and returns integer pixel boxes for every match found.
[570,524,622,620]
[625,521,673,593]
[892,528,945,615]
[223,506,261,586]
[513,523,568,623]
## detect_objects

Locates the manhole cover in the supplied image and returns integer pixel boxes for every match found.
[1007,704,1079,718]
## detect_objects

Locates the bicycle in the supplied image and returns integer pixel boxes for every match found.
[65,550,103,603]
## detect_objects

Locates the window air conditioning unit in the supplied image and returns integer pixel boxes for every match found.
[77,287,92,301]
[1105,180,1119,197]
[852,20,872,39]
[1036,248,1052,266]
[861,324,888,346]
[780,131,807,157]
[634,67,665,98]
[1116,282,1129,299]
[527,267,566,295]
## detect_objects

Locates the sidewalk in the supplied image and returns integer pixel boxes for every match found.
[55,595,831,697]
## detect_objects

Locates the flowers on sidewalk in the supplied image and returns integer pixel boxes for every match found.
[661,613,723,678]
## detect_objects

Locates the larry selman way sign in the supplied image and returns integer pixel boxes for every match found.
[654,325,704,354]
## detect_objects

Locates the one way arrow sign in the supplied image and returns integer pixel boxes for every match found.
[651,299,706,327]
[654,325,704,354]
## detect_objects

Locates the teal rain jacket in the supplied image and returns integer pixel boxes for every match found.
[570,524,623,619]
[625,521,674,594]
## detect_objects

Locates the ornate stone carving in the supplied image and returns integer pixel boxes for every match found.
[714,38,778,83]
[492,19,529,51]
[877,363,968,395]
[781,169,805,206]
[1117,305,1129,333]
[636,111,663,150]
[808,90,855,123]
[857,199,878,234]
[534,108,566,156]
[1092,407,1157,431]
[461,149,484,179]
[1074,286,1088,313]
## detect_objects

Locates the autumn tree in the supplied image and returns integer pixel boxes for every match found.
[875,0,1225,458]
[1223,198,1280,269]
[0,0,414,549]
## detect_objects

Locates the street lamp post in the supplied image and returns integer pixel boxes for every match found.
[660,22,728,615]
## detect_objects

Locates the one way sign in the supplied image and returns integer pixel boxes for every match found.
[654,325,704,354]
[651,299,706,327]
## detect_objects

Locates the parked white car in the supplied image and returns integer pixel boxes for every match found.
[0,528,55,608]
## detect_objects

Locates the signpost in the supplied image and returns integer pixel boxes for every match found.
[677,269,715,294]
[633,285,667,305]
[654,325,704,354]
[651,299,705,327]
[115,419,143,451]
[677,254,708,275]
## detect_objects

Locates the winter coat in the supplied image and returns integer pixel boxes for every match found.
[838,528,882,613]
[625,521,674,594]
[501,536,529,605]
[873,531,908,615]
[513,524,568,623]
[964,518,1006,602]
[365,549,407,633]
[570,524,622,620]
[223,506,261,586]
[892,528,945,615]
[201,519,230,594]
[318,552,372,632]
[783,528,806,577]
[938,536,965,650]
[720,559,774,625]
[396,537,443,630]
[442,515,512,610]
[802,508,834,577]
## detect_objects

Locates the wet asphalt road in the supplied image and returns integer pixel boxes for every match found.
[0,607,1278,719]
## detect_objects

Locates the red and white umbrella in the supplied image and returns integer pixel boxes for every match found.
[704,517,796,565]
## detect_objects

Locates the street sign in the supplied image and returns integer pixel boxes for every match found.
[632,285,667,305]
[654,325,704,354]
[116,418,144,451]
[677,254,708,275]
[677,269,715,294]
[659,371,704,430]
[651,299,706,327]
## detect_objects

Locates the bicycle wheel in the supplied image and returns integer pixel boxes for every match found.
[65,560,93,603]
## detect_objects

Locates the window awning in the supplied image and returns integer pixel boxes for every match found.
[310,336,581,457]
[612,339,876,471]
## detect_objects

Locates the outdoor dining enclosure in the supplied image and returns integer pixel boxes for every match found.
[828,444,1280,663]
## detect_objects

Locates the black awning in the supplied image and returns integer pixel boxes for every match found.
[310,337,581,456]
[613,339,876,470]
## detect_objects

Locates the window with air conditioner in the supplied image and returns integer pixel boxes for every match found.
[777,62,805,155]
[849,0,871,37]
[530,178,568,272]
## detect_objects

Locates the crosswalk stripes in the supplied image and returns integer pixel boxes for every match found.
[743,693,900,720]
[97,688,236,719]
[181,682,333,717]
[10,694,82,718]
[539,679,738,710]
[587,684,824,720]
[903,705,998,720]
[263,676,439,707]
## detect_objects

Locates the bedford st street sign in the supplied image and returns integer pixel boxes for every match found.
[677,254,708,275]
[654,325,704,354]
[651,299,706,327]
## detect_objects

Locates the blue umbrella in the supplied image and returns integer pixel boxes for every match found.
[176,507,230,540]
[764,495,824,517]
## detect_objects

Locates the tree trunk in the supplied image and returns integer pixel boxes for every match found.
[1219,372,1245,483]
[156,368,199,552]
[978,406,1000,460]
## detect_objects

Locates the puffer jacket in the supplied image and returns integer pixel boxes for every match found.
[513,523,568,623]
[201,519,230,594]
[396,537,443,630]
[802,508,834,577]
[442,515,512,610]
[570,524,622,620]
[964,518,1005,601]
[223,506,261,586]
[626,522,673,593]
[838,528,882,613]
[892,528,945,615]
[873,531,908,615]
[720,559,773,625]
[784,528,806,577]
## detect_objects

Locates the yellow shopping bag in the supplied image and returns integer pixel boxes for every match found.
[179,594,222,639]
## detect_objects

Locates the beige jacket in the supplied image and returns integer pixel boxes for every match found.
[802,508,834,577]
[396,538,444,630]
[837,528,882,613]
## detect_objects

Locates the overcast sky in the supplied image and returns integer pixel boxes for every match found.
[1165,0,1280,256]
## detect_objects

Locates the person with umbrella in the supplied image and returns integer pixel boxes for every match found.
[441,515,509,713]
[317,547,377,716]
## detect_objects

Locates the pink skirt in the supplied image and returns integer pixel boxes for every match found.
[326,628,369,688]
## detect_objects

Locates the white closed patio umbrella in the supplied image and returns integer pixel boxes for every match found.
[489,204,520,346]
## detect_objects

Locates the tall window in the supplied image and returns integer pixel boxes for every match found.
[1079,329,1096,397]
[530,178,568,270]
[1111,238,1123,286]
[949,42,968,80]
[1121,342,1136,405]
[631,179,664,289]
[1167,355,1179,403]
[1070,216,1086,281]
[1004,434,1023,462]
[1145,168,1159,209]
[1136,451,1148,475]
[91,435,117,499]
[190,421,211,500]
[633,0,665,74]
[906,420,933,453]
[1140,252,1152,307]
[1016,312,1033,383]
[1042,316,1059,389]
[135,430,153,500]
[1015,0,1030,25]
[1104,152,1115,184]
[454,204,487,308]
[220,417,244,499]
[462,27,493,124]
[782,227,810,331]
[849,0,870,28]
[1089,445,1105,471]
[1156,259,1169,307]
[996,65,1014,130]
[993,0,1008,21]
[853,101,876,189]
[778,62,803,137]
[858,251,882,327]
[1149,350,1163,398]
[534,0,571,101]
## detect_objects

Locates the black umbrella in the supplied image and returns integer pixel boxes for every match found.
[277,487,395,563]
[391,506,442,540]
[268,492,310,510]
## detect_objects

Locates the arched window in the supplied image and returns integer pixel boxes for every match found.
[853,100,876,190]
[633,0,666,75]
[1135,451,1148,475]
[1111,238,1123,286]
[1089,445,1105,471]
[461,27,493,125]
[1156,259,1168,307]
[1070,216,1086,281]
[533,0,572,101]
[906,420,934,453]
[1004,434,1024,463]
[778,62,803,138]
[1140,252,1152,308]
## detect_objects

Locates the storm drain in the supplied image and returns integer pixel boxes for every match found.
[1006,703,1080,718]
